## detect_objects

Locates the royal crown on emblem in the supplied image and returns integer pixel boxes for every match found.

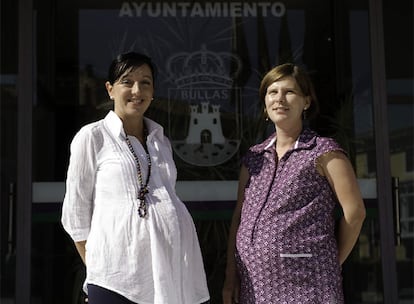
[166,44,242,88]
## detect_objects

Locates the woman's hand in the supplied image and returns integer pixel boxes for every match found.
[222,270,240,304]
[223,165,248,304]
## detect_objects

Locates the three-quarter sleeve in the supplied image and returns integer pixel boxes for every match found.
[61,126,98,242]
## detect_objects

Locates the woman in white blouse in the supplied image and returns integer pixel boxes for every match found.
[61,52,210,304]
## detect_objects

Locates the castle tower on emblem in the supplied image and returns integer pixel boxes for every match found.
[166,45,243,166]
[186,102,225,144]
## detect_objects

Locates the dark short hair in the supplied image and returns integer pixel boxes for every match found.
[259,63,319,120]
[107,52,157,85]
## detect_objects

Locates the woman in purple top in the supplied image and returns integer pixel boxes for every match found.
[223,63,366,304]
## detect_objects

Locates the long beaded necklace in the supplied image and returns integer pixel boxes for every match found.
[124,127,151,218]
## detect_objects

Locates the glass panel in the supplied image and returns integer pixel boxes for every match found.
[28,0,402,303]
[383,0,414,303]
[336,2,385,302]
[0,0,18,303]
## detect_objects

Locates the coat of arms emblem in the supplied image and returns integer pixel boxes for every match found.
[166,45,243,166]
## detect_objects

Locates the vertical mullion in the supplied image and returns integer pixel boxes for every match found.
[16,0,33,302]
[368,0,398,303]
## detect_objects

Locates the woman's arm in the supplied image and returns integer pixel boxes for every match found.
[75,240,87,265]
[318,151,366,264]
[222,165,249,304]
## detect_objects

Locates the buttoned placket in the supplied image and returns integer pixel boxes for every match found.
[250,147,278,243]
[120,132,151,215]
[250,142,299,244]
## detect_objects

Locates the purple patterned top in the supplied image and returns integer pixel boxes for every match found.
[236,128,345,304]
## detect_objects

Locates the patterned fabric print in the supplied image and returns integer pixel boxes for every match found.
[236,128,345,304]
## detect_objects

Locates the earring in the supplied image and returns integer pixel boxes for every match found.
[303,108,308,120]
[264,108,269,121]
[110,96,114,100]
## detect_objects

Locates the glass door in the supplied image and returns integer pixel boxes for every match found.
[383,0,414,302]
[335,1,412,303]
[331,1,388,302]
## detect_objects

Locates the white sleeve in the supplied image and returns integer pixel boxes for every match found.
[61,126,98,242]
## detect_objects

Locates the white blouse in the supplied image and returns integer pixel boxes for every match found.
[61,111,210,304]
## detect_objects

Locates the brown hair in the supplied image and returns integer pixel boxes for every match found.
[259,63,319,120]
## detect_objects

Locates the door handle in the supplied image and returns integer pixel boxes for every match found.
[392,177,401,246]
[6,182,16,262]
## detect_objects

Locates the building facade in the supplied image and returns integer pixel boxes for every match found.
[0,0,413,303]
